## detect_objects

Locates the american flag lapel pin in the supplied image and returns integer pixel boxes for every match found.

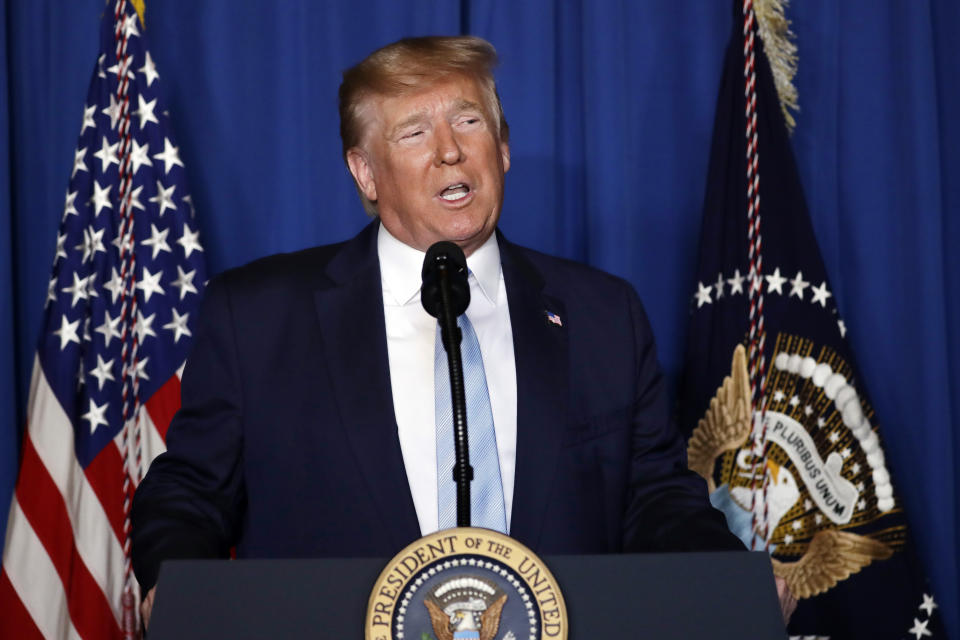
[545,310,563,327]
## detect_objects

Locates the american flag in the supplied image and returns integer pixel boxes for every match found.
[0,1,206,637]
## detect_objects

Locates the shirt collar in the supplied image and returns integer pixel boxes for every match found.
[377,223,502,307]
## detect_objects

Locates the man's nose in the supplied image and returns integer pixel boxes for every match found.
[433,124,463,166]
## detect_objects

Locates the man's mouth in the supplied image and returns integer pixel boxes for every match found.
[438,183,471,202]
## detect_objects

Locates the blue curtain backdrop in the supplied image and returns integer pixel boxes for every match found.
[2,1,957,635]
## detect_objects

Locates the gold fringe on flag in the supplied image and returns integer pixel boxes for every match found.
[131,0,145,26]
[755,0,799,133]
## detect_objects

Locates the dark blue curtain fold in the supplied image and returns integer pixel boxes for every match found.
[2,1,957,636]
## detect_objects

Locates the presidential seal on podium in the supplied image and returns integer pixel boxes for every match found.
[366,528,567,640]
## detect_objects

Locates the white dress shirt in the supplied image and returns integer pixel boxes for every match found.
[378,224,517,535]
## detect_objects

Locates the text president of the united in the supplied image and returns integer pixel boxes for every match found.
[132,35,784,627]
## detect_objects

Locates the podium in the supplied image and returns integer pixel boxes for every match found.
[149,551,787,638]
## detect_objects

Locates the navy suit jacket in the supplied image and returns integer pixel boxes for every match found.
[132,221,742,591]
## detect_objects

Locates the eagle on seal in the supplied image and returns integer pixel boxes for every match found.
[687,344,892,599]
[424,576,508,640]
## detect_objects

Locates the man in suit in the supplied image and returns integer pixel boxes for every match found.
[133,35,760,627]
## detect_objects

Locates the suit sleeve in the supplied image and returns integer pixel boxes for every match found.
[131,276,246,591]
[620,284,745,552]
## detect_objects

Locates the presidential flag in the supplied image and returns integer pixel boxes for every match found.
[0,1,206,637]
[678,1,943,638]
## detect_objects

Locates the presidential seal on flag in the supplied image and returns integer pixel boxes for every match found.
[678,0,943,636]
[365,528,566,640]
[688,343,896,600]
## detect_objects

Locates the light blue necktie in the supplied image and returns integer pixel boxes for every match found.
[435,314,507,533]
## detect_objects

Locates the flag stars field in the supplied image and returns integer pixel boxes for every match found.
[81,399,110,434]
[909,617,932,639]
[163,309,192,343]
[88,355,116,391]
[62,272,91,307]
[920,594,937,617]
[106,58,135,81]
[135,310,158,343]
[142,223,172,260]
[789,270,809,298]
[133,358,151,383]
[171,265,198,299]
[80,104,97,134]
[153,137,184,174]
[79,226,107,262]
[177,225,203,257]
[140,50,159,85]
[810,281,832,307]
[727,268,745,294]
[89,180,112,216]
[714,272,725,299]
[127,184,146,211]
[95,310,122,347]
[695,281,712,307]
[55,232,68,261]
[72,147,88,178]
[150,179,177,215]
[136,266,165,302]
[93,136,120,172]
[129,138,152,174]
[120,11,139,38]
[103,267,124,303]
[765,267,787,294]
[690,267,849,338]
[63,190,79,218]
[45,276,58,306]
[135,94,159,129]
[52,315,81,350]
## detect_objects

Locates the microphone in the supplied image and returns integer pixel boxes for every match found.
[421,241,470,320]
[421,241,473,528]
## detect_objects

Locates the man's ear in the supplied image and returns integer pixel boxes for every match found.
[500,140,510,173]
[346,148,377,202]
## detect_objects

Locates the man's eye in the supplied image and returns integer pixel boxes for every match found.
[402,130,424,140]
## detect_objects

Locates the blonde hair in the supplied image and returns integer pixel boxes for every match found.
[339,36,510,214]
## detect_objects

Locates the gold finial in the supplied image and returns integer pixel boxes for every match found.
[131,0,145,27]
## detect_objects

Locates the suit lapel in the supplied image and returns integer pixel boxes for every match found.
[499,234,569,549]
[311,221,421,548]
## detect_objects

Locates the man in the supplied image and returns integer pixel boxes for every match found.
[132,36,763,627]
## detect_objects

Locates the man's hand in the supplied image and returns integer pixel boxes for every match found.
[141,587,156,631]
[775,576,797,624]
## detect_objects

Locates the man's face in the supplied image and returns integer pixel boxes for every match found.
[347,75,510,256]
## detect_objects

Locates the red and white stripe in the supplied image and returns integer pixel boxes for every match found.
[0,357,182,639]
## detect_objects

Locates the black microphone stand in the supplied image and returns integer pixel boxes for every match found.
[422,242,473,528]
[436,261,473,527]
